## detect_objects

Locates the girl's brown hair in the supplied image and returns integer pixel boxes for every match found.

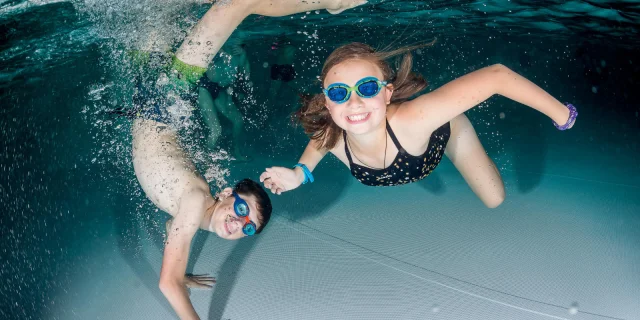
[294,41,435,150]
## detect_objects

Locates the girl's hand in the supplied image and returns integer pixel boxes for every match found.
[260,167,304,195]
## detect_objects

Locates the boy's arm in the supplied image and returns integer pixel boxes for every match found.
[158,187,209,320]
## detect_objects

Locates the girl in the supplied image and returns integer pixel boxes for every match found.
[259,42,577,207]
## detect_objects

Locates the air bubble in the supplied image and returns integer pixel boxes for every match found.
[591,86,598,93]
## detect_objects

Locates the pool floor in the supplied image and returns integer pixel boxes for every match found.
[50,151,639,320]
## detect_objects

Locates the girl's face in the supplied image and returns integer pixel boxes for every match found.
[323,59,393,136]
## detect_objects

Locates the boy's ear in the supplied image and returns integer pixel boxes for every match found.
[218,187,233,199]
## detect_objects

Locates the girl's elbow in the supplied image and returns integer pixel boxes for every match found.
[486,64,513,95]
[489,63,509,73]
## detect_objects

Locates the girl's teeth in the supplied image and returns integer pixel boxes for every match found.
[348,113,367,121]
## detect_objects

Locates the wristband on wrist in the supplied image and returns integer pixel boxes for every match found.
[553,103,578,131]
[293,163,314,184]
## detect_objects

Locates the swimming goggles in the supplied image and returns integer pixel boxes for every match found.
[323,76,388,104]
[232,191,257,236]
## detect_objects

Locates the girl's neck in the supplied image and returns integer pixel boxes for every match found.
[346,119,387,153]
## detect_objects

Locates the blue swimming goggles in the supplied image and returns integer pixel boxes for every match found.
[232,191,257,236]
[323,76,388,104]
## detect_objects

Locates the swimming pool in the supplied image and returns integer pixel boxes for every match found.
[1,1,639,319]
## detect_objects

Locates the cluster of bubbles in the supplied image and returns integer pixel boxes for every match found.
[74,0,239,193]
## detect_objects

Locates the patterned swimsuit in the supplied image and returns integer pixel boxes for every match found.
[343,120,451,186]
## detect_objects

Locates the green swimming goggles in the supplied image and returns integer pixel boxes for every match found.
[323,76,388,104]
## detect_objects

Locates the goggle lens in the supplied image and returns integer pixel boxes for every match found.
[327,87,348,102]
[235,202,249,217]
[243,223,256,236]
[358,80,380,96]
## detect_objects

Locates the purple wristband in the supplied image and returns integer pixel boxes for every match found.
[553,103,578,131]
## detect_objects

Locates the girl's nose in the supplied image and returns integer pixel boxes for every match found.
[346,92,364,108]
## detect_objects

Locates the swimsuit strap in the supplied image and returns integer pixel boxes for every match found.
[385,119,405,153]
[342,129,355,166]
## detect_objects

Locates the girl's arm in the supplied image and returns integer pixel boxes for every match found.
[404,64,572,135]
[260,139,328,194]
[294,139,329,182]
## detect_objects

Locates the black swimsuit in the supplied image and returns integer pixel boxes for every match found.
[344,120,451,187]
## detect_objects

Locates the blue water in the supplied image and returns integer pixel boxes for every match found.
[1,1,639,319]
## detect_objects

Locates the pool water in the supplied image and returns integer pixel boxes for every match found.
[1,1,639,319]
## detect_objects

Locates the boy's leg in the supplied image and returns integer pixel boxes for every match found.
[198,86,223,149]
[176,0,367,67]
[214,90,251,161]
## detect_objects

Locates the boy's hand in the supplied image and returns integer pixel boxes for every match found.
[184,274,216,289]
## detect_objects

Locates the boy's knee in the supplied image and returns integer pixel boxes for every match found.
[327,0,367,14]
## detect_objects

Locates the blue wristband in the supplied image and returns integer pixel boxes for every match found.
[293,163,314,184]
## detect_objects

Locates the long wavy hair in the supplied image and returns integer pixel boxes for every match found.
[293,41,435,150]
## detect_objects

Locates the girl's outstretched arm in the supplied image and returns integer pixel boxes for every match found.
[403,64,573,135]
[260,139,328,195]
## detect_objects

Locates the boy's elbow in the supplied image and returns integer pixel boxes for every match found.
[158,278,170,294]
[159,277,180,295]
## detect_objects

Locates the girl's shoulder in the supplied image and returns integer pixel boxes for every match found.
[389,100,435,143]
